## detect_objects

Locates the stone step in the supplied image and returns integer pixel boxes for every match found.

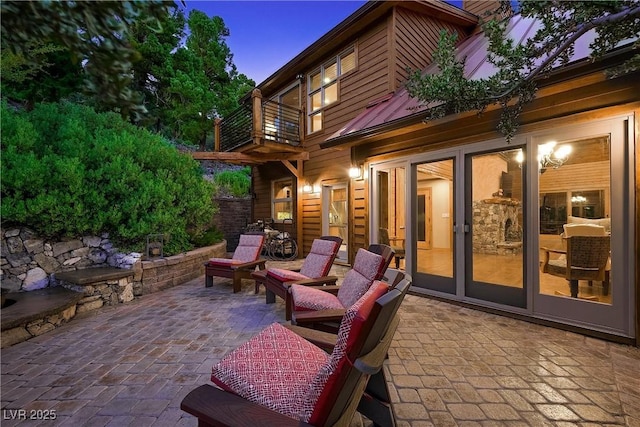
[1,287,83,348]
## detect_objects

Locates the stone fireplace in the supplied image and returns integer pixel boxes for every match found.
[472,197,523,255]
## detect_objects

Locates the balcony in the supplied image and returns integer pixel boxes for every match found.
[193,89,308,166]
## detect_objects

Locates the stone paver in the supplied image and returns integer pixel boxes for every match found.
[1,264,639,426]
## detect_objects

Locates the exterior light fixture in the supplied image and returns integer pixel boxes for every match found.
[537,141,571,173]
[302,183,313,193]
[348,165,362,179]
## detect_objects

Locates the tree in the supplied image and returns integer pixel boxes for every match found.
[1,0,176,118]
[151,10,255,147]
[405,1,640,141]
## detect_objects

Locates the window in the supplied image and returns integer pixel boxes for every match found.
[272,179,293,221]
[307,46,356,133]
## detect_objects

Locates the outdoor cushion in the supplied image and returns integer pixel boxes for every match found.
[211,322,328,420]
[290,248,385,313]
[210,281,388,423]
[298,239,339,278]
[233,234,264,262]
[207,258,243,267]
[290,285,345,312]
[266,268,308,282]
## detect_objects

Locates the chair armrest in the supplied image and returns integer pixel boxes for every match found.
[292,308,346,325]
[540,247,566,255]
[287,276,339,287]
[283,325,337,351]
[181,384,312,427]
[231,259,267,271]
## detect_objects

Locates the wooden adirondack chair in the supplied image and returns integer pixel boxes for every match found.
[285,247,390,324]
[291,270,410,334]
[252,236,342,319]
[181,280,404,427]
[205,234,266,293]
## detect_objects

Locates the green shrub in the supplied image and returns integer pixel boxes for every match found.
[212,166,251,197]
[1,101,219,254]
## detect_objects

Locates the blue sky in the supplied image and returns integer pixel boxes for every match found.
[182,1,464,84]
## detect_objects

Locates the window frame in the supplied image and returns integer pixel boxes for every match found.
[307,45,357,134]
[272,178,294,223]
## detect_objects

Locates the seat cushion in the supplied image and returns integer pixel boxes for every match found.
[267,268,308,282]
[335,248,385,308]
[207,258,242,267]
[290,285,344,312]
[211,322,330,420]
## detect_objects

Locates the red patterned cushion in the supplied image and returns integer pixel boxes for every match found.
[232,234,264,263]
[299,239,338,278]
[290,284,344,312]
[306,281,389,424]
[267,268,308,282]
[207,258,242,267]
[352,248,384,282]
[211,322,330,420]
[335,249,384,308]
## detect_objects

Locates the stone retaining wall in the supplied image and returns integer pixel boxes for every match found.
[1,227,226,297]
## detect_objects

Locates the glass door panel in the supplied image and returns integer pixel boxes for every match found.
[323,184,348,263]
[465,148,526,307]
[414,159,455,294]
[376,166,406,269]
[537,135,612,304]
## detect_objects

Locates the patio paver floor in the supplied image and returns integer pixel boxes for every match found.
[1,263,639,426]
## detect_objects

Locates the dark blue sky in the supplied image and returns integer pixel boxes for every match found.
[182,1,464,84]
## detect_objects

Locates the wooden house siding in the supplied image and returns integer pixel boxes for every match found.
[296,18,395,258]
[247,2,476,262]
[393,7,466,89]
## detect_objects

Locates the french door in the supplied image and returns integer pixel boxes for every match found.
[371,114,634,337]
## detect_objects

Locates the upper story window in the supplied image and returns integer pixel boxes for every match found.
[272,178,293,221]
[307,46,356,133]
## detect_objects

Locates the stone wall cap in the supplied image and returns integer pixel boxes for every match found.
[55,267,133,285]
[1,287,83,331]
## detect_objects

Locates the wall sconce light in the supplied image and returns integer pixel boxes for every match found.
[348,165,362,179]
[302,183,313,193]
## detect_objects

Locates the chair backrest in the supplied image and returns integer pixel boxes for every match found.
[566,235,610,273]
[306,280,397,426]
[567,215,611,233]
[232,234,265,262]
[336,248,385,308]
[299,236,343,278]
[382,268,405,286]
[366,243,395,279]
[563,223,606,237]
[378,228,391,245]
[320,275,411,426]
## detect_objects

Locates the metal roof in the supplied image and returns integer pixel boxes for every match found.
[323,13,603,145]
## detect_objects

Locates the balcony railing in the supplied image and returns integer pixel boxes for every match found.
[262,100,302,146]
[215,89,303,153]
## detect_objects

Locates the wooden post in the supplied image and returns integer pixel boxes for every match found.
[296,159,304,254]
[214,118,221,152]
[252,88,263,145]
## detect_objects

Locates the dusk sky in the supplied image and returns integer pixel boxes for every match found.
[182,1,464,85]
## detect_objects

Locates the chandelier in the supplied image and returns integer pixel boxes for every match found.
[537,142,571,172]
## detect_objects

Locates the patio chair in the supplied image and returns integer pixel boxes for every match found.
[252,236,343,318]
[205,234,266,293]
[181,280,402,427]
[286,247,389,326]
[286,275,411,427]
[379,228,405,269]
[291,270,410,334]
[541,235,610,299]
